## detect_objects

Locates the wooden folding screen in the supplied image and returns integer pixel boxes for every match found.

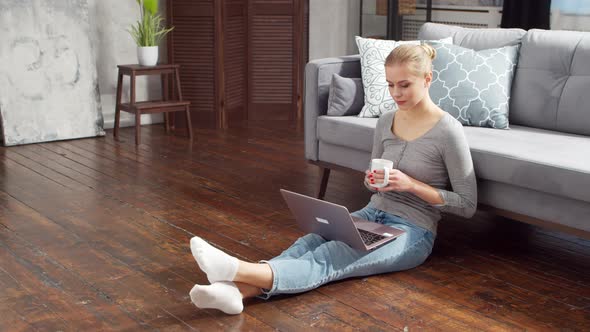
[223,0,248,126]
[167,0,217,127]
[167,0,307,129]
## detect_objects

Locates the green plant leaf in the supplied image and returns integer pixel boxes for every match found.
[128,9,173,47]
[143,0,158,15]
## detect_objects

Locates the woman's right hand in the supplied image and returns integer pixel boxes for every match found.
[364,169,375,187]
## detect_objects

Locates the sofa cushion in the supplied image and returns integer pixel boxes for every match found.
[317,115,378,153]
[464,125,590,203]
[418,22,526,51]
[326,74,364,116]
[317,115,590,204]
[355,36,452,118]
[430,42,520,129]
[510,29,590,136]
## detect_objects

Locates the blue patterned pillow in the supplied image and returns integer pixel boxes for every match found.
[429,43,520,129]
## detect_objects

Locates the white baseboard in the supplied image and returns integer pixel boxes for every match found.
[103,114,163,130]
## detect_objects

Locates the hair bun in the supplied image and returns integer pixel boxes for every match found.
[385,42,435,76]
[420,43,436,61]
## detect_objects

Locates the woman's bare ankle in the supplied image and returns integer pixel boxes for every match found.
[235,282,262,299]
[234,261,273,290]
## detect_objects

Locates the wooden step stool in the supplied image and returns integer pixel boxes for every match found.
[114,64,193,145]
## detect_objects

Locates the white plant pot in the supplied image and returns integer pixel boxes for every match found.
[137,46,159,66]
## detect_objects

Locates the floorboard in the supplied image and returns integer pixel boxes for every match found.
[0,122,588,331]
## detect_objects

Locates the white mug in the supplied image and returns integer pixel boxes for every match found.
[370,158,393,188]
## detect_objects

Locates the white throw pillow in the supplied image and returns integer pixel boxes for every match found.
[355,36,453,118]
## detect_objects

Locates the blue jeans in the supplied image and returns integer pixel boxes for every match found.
[260,203,435,298]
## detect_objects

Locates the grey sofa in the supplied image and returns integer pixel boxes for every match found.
[304,23,590,237]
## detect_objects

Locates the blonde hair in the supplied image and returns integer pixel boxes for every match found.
[384,43,436,77]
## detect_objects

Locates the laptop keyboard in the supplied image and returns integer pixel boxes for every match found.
[358,229,386,245]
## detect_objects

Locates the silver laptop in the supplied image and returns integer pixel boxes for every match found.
[280,189,405,251]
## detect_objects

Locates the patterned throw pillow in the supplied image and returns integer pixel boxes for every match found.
[355,36,452,118]
[429,42,520,129]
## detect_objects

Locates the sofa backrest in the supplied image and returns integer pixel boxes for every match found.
[419,23,590,136]
[510,29,590,136]
[418,22,525,50]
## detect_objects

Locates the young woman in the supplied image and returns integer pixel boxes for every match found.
[188,43,477,315]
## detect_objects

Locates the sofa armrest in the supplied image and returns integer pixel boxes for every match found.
[304,55,361,161]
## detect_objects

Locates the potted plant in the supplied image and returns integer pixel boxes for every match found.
[128,0,173,66]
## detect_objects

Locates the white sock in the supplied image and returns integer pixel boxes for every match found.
[189,282,243,315]
[190,236,239,283]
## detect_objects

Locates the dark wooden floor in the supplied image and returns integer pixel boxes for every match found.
[1,122,589,331]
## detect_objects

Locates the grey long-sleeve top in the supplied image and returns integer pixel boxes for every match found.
[365,110,477,235]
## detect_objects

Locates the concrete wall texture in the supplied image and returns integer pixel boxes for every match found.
[0,0,105,145]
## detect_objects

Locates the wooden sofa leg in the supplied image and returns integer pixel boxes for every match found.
[318,167,331,200]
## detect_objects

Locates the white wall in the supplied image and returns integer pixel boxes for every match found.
[88,0,168,129]
[362,0,388,39]
[309,0,360,60]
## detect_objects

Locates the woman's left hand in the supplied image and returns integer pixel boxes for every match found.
[371,169,416,193]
